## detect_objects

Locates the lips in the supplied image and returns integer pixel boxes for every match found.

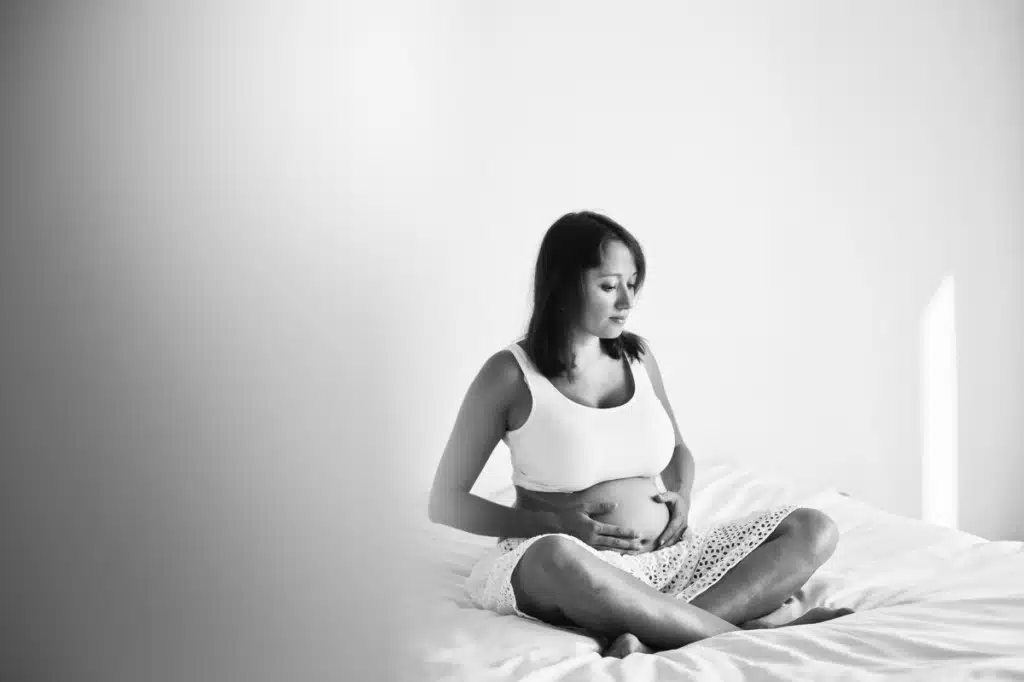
[610,316,627,323]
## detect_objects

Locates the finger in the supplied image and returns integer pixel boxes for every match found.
[616,545,646,555]
[664,525,689,547]
[582,501,617,516]
[595,535,644,552]
[661,522,685,544]
[656,523,685,548]
[593,521,640,539]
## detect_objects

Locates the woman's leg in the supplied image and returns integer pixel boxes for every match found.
[510,508,843,653]
[511,536,739,651]
[687,508,840,625]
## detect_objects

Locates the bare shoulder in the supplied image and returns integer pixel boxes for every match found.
[473,346,528,405]
[481,347,523,383]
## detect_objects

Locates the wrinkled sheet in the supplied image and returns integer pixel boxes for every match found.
[408,461,1024,681]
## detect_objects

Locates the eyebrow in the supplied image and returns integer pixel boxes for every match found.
[597,271,637,278]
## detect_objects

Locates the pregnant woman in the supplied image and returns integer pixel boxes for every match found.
[428,211,851,657]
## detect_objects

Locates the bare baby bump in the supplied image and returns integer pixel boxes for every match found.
[578,477,669,550]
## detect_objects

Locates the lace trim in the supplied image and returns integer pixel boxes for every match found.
[676,505,797,601]
[466,506,799,617]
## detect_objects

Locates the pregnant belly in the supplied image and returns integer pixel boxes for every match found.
[576,477,670,550]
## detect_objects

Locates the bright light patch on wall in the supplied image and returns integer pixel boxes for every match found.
[921,275,958,529]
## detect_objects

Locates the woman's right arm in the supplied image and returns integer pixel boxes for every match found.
[427,351,562,538]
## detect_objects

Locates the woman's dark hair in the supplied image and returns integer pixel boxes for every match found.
[523,211,648,379]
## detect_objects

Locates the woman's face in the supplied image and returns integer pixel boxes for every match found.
[576,240,638,338]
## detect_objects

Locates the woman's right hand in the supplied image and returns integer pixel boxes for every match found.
[556,502,644,553]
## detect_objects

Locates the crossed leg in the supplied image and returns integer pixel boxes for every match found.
[510,508,848,656]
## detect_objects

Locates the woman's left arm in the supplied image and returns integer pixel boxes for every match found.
[640,341,695,547]
[661,443,695,501]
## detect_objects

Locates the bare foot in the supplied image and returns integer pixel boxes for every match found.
[779,607,855,628]
[742,607,855,631]
[603,632,654,658]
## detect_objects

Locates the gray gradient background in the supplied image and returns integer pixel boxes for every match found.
[2,2,421,680]
[3,2,1022,680]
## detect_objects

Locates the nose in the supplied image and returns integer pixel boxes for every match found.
[616,284,633,310]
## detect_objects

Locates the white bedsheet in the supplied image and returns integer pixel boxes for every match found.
[408,461,1024,681]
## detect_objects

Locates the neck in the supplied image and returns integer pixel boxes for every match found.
[570,334,604,370]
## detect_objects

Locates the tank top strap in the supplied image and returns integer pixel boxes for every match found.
[508,341,652,385]
[504,342,542,393]
[628,350,652,388]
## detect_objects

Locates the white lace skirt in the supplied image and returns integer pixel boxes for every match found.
[466,505,798,620]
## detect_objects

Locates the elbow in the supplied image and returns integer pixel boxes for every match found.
[427,496,440,524]
[427,486,463,525]
[427,488,446,524]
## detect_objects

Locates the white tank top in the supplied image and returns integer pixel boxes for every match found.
[502,341,676,493]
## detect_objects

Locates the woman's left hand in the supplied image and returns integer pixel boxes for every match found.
[653,490,690,549]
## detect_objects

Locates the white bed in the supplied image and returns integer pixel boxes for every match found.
[407,459,1024,681]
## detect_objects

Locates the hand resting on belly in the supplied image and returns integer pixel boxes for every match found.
[516,476,670,554]
[581,477,670,552]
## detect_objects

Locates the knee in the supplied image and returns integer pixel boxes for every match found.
[517,535,603,595]
[781,508,839,565]
[512,536,594,621]
[526,535,592,576]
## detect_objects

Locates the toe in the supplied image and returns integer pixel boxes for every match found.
[604,633,650,658]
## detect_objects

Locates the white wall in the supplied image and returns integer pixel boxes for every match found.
[377,2,1024,541]
[2,1,1021,677]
